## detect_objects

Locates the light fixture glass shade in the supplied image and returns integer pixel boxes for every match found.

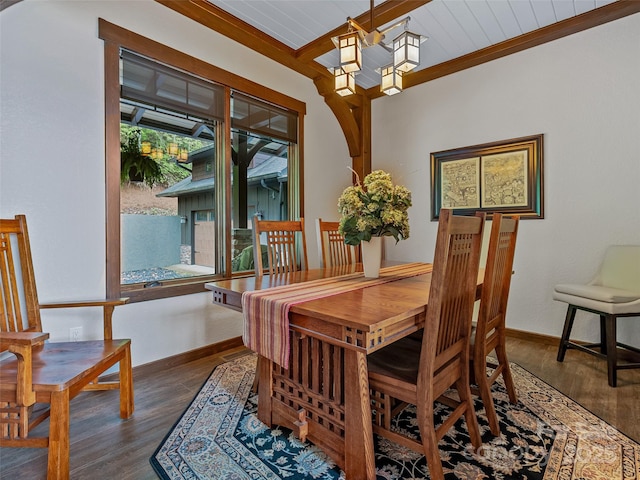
[141,141,152,155]
[380,65,402,96]
[393,31,421,73]
[334,67,356,96]
[168,142,179,156]
[338,31,362,73]
[178,148,189,162]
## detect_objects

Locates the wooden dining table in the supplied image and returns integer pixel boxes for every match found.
[205,262,483,480]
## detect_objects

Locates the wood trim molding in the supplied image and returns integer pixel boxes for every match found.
[98,18,306,114]
[103,40,121,300]
[505,327,560,346]
[119,336,245,380]
[118,328,560,379]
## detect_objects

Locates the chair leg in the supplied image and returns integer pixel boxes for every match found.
[599,315,607,354]
[47,389,70,480]
[474,360,500,437]
[557,305,577,362]
[496,342,517,405]
[417,403,444,480]
[119,347,134,419]
[604,314,618,387]
[457,378,482,450]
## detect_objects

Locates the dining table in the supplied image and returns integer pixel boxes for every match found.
[205,262,483,480]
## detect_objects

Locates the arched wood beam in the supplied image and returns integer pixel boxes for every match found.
[313,76,371,182]
[313,77,361,158]
[349,98,371,184]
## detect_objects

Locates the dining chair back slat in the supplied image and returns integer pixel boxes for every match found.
[315,218,360,268]
[253,219,308,275]
[471,213,520,436]
[0,219,41,335]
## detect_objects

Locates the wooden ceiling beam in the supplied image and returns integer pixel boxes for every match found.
[296,0,433,63]
[314,77,362,157]
[366,0,640,99]
[155,0,332,82]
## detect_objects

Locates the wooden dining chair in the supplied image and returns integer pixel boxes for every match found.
[0,214,133,480]
[368,209,486,480]
[252,218,308,275]
[315,218,360,268]
[470,213,520,437]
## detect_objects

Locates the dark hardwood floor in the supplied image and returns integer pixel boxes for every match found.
[1,336,638,480]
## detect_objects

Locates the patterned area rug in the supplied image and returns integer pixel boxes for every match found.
[151,353,639,480]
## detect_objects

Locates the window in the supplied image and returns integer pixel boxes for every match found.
[100,20,305,302]
[119,50,221,287]
[229,91,298,274]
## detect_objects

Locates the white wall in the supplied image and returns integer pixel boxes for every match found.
[0,0,352,366]
[2,2,638,366]
[372,14,640,343]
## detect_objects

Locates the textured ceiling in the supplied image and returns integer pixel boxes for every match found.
[205,0,616,89]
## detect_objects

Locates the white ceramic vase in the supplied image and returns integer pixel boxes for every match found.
[361,236,382,278]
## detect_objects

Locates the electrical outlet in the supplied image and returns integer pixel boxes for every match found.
[70,326,82,342]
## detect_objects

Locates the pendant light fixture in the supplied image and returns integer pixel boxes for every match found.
[380,64,402,96]
[337,31,362,74]
[334,67,357,97]
[393,30,422,73]
[332,0,425,96]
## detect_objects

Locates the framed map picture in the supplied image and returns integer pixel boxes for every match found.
[430,134,543,220]
[440,157,480,209]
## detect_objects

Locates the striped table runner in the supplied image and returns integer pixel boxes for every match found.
[242,262,433,368]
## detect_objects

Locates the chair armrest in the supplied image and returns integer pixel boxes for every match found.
[0,332,49,407]
[39,298,129,340]
[0,331,50,349]
[39,298,129,309]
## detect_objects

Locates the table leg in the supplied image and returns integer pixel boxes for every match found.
[256,355,274,426]
[344,349,376,480]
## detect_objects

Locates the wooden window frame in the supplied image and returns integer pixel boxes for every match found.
[99,19,306,302]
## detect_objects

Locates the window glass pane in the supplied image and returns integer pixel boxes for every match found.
[120,50,221,287]
[231,92,297,144]
[121,50,224,122]
[120,122,217,285]
[230,130,291,273]
[112,45,302,298]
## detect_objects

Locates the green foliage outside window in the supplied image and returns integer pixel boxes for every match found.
[120,125,209,187]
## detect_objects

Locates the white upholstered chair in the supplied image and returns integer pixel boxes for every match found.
[553,245,640,387]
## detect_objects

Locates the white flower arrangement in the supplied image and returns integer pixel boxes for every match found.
[338,170,412,246]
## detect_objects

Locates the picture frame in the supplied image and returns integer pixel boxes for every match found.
[430,134,544,220]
